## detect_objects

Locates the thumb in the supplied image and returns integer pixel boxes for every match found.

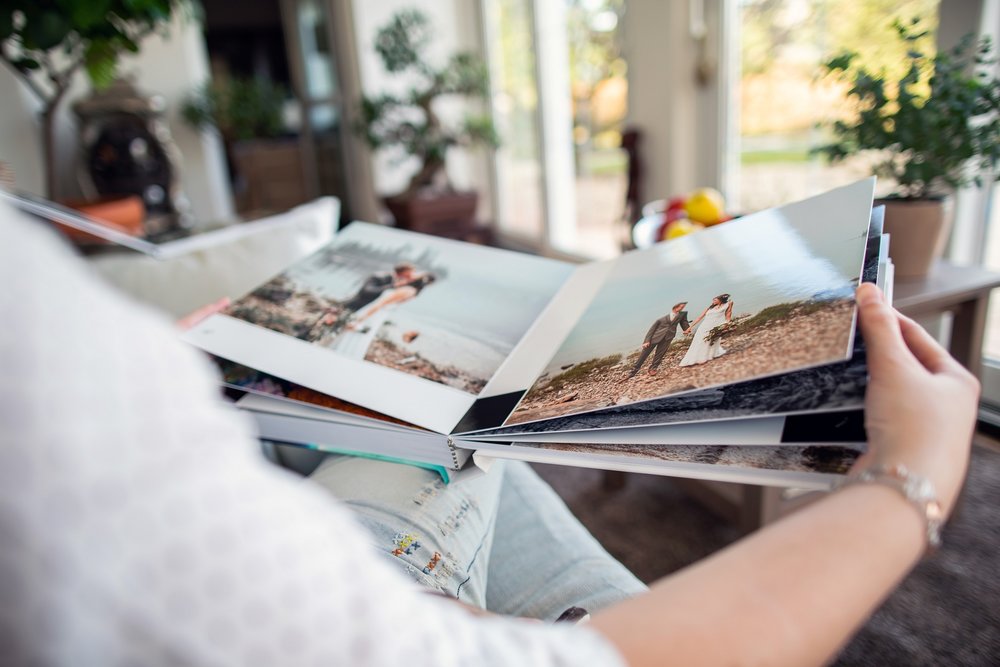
[855,284,912,376]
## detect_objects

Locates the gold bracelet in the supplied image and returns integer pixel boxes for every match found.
[836,464,944,550]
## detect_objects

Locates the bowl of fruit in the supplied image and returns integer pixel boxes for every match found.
[631,187,736,249]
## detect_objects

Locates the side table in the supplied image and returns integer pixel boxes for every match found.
[892,261,1000,378]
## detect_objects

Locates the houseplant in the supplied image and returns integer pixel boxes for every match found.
[816,19,1000,278]
[182,76,287,147]
[357,9,498,234]
[0,0,184,199]
[183,77,307,213]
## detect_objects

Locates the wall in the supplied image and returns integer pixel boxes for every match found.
[622,0,726,204]
[0,14,233,222]
[0,63,44,194]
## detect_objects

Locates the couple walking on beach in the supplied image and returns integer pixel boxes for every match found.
[309,263,437,358]
[628,294,735,378]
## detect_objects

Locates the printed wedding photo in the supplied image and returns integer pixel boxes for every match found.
[224,223,572,394]
[505,206,868,426]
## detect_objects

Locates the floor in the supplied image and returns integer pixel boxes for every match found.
[533,436,1000,666]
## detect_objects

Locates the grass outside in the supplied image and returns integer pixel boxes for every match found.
[740,149,813,165]
[580,148,627,176]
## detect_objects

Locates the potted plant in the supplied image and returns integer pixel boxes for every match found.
[357,9,498,235]
[0,1,184,200]
[816,19,1000,278]
[183,76,306,213]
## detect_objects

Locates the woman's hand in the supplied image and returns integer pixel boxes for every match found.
[854,283,979,516]
[591,284,977,667]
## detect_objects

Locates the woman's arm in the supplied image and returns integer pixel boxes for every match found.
[725,301,734,321]
[690,307,709,327]
[590,283,978,667]
[352,286,418,323]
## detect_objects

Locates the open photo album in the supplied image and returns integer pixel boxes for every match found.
[182,178,892,486]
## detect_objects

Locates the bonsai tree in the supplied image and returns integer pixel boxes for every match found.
[816,19,1000,199]
[358,9,498,196]
[0,1,184,199]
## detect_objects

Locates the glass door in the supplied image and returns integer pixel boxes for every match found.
[281,0,353,216]
[482,0,548,247]
[565,0,629,258]
[481,0,629,258]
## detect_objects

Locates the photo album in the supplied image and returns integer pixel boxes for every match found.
[181,178,893,486]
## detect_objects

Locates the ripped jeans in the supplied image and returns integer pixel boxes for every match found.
[308,457,647,621]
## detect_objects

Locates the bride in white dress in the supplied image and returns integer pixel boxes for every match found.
[680,294,734,367]
[332,301,393,360]
[332,273,437,360]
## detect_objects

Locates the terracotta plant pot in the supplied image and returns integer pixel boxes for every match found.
[877,197,952,280]
[60,195,146,243]
[385,190,479,239]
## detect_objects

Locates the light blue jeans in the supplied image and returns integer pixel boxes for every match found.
[308,457,647,621]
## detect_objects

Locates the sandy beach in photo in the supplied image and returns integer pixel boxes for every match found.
[507,297,856,425]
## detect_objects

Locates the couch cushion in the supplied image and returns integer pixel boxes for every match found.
[89,197,340,317]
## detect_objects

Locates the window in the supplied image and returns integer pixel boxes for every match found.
[482,0,629,258]
[482,0,546,245]
[728,0,940,213]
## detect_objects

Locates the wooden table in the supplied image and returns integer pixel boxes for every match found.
[892,261,1000,377]
[665,261,1000,532]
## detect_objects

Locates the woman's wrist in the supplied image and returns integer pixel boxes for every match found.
[829,483,928,566]
[835,464,944,551]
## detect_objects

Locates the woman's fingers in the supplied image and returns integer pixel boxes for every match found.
[855,284,912,375]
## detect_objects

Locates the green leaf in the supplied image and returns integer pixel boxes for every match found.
[57,0,112,30]
[24,11,71,51]
[824,53,856,72]
[0,11,13,41]
[117,35,140,53]
[13,57,40,71]
[85,41,118,88]
[374,9,430,74]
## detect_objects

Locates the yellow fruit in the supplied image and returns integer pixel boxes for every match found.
[664,219,704,240]
[683,187,726,224]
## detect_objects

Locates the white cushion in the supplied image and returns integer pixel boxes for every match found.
[89,197,340,318]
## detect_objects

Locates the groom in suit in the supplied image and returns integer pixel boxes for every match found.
[628,302,692,377]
